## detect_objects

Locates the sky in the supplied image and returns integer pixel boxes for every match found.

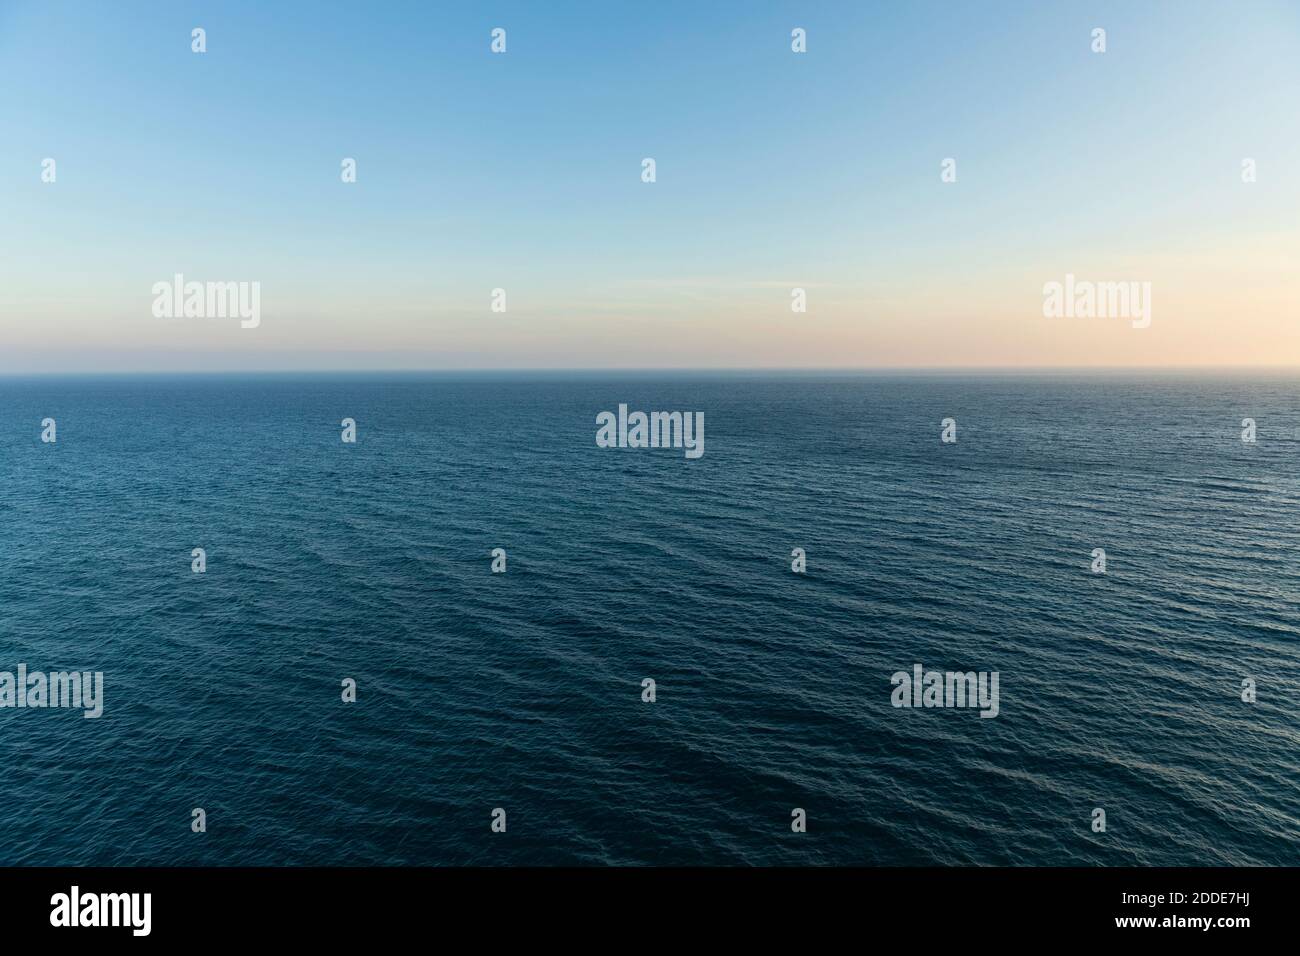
[1,0,1298,373]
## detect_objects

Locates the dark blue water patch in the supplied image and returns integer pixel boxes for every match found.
[0,372,1297,865]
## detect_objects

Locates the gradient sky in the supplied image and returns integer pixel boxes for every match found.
[2,0,1298,372]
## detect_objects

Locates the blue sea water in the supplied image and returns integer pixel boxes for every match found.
[1,371,1297,866]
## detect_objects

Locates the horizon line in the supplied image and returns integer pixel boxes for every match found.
[5,364,1300,379]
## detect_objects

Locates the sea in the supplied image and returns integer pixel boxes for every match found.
[1,371,1296,865]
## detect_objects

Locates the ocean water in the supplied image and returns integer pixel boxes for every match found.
[1,372,1297,866]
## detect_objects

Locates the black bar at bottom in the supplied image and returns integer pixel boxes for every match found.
[0,866,1271,941]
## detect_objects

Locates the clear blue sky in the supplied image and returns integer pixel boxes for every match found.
[2,0,1297,371]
